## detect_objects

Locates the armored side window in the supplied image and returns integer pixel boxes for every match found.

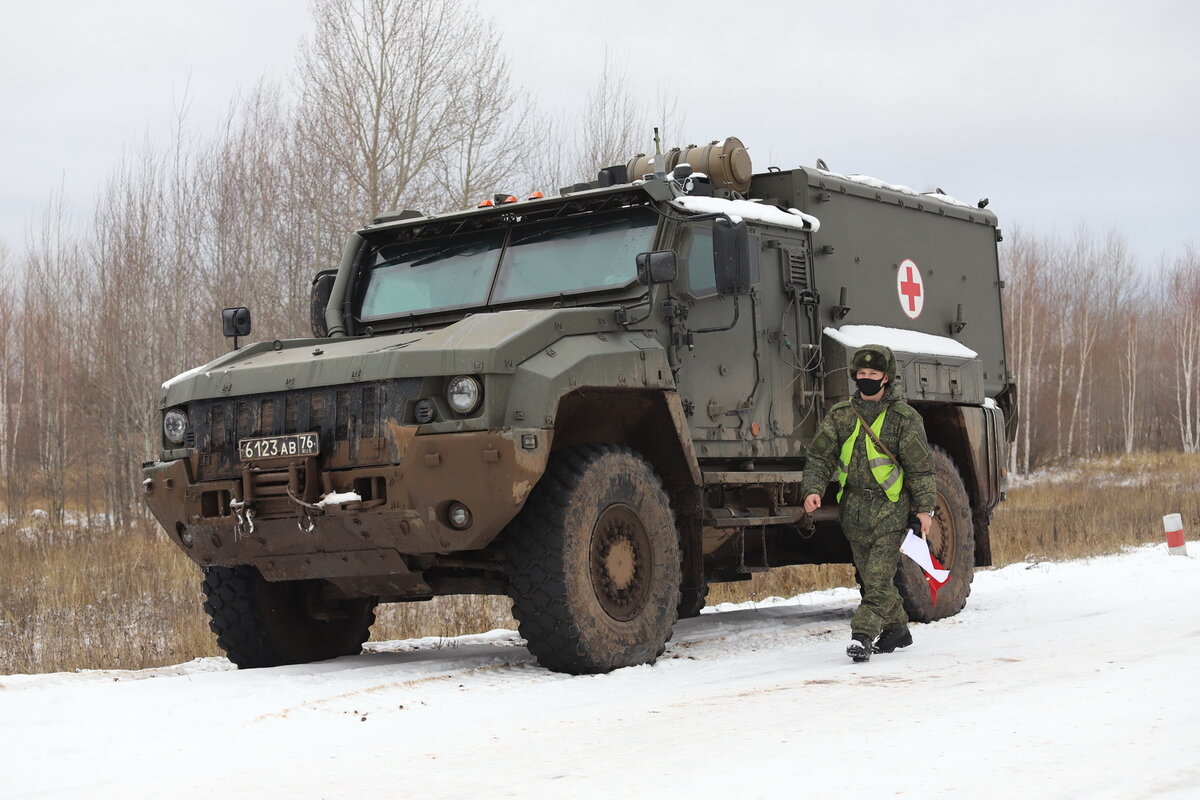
[684,226,717,297]
[682,223,763,298]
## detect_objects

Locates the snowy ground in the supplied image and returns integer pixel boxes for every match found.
[2,544,1197,800]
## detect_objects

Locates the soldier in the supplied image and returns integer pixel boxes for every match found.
[801,344,936,663]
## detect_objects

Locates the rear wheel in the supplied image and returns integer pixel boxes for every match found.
[895,447,975,621]
[506,445,681,674]
[201,565,376,668]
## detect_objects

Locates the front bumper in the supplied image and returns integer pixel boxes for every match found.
[142,428,550,585]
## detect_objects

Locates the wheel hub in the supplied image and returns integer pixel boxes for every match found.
[590,504,653,622]
[606,538,636,590]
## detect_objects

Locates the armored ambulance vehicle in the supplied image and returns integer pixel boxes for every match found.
[143,137,1015,674]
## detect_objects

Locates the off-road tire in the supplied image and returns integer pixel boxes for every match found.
[506,445,681,674]
[201,565,376,669]
[895,447,975,621]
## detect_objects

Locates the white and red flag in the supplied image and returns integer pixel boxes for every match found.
[901,531,950,605]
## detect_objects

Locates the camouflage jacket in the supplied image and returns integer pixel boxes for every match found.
[800,379,936,514]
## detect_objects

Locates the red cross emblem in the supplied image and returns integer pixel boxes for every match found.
[896,258,924,319]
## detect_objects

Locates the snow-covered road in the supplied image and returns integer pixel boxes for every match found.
[2,545,1197,799]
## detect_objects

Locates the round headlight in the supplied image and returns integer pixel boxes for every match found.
[447,501,472,530]
[446,375,482,414]
[163,408,189,445]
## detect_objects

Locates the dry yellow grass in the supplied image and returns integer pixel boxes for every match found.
[3,452,1197,675]
[0,519,218,675]
[711,453,1200,604]
[989,451,1200,564]
[371,596,517,643]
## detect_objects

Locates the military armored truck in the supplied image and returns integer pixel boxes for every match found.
[143,137,1015,674]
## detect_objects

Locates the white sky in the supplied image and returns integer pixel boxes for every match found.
[2,0,1197,266]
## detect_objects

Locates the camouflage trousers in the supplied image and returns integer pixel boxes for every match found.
[841,496,909,639]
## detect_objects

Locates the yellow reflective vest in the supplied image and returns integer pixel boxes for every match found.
[835,410,904,502]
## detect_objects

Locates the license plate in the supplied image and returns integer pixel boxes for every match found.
[238,432,320,462]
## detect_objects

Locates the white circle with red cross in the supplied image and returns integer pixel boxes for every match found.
[896,258,925,319]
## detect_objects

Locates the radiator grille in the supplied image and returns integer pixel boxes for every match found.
[189,378,420,480]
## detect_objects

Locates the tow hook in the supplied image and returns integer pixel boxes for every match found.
[230,498,255,539]
[287,486,324,534]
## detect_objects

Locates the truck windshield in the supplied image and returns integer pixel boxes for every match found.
[357,206,658,321]
[359,231,504,319]
[491,208,658,303]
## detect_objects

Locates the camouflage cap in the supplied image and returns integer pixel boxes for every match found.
[851,344,896,377]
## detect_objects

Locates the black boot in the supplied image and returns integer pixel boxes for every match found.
[846,633,872,662]
[873,627,913,654]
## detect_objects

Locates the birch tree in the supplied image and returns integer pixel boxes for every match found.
[0,243,29,522]
[524,55,686,199]
[295,0,527,227]
[23,190,84,525]
[1108,237,1144,454]
[1166,245,1200,453]
[1001,227,1054,473]
[574,49,648,180]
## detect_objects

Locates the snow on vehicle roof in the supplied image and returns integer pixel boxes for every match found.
[824,324,978,359]
[671,195,821,232]
[815,168,975,209]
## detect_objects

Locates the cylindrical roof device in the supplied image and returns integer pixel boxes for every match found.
[678,137,752,193]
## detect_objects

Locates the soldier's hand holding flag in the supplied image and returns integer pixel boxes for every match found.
[900,512,949,605]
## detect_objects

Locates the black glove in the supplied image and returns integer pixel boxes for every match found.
[906,511,922,535]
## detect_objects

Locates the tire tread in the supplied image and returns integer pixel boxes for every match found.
[506,444,680,674]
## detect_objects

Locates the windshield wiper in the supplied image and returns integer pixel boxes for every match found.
[508,222,617,247]
[408,241,491,268]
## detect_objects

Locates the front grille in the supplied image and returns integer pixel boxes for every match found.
[190,378,421,480]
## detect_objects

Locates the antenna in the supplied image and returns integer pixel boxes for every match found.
[653,127,662,155]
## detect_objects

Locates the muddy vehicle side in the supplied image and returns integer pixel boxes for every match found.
[142,138,1014,673]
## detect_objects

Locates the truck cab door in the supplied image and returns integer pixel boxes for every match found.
[673,224,770,461]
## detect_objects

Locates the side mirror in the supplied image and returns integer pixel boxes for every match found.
[635,250,678,285]
[222,306,251,350]
[311,270,337,338]
[713,218,751,296]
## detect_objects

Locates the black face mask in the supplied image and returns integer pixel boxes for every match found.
[855,376,886,397]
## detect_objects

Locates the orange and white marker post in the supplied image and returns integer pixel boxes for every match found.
[1162,513,1188,557]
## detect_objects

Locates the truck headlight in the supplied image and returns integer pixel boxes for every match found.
[446,376,482,414]
[447,501,472,529]
[163,408,189,445]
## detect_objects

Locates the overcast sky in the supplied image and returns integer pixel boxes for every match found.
[2,0,1196,267]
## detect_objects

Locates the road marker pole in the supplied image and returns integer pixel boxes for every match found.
[1163,513,1188,557]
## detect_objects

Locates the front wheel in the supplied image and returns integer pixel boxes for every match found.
[201,565,376,668]
[895,447,975,621]
[506,445,681,674]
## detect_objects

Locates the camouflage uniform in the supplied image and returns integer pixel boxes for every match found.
[800,345,936,641]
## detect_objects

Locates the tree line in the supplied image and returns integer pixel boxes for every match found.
[0,0,1196,531]
[1002,229,1200,471]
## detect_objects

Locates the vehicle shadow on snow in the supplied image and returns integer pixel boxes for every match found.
[671,600,854,647]
[335,597,855,679]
